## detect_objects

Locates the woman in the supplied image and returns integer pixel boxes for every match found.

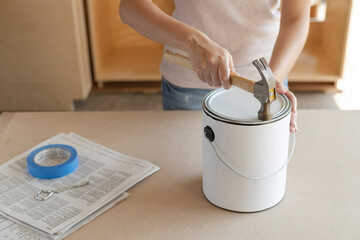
[120,0,311,132]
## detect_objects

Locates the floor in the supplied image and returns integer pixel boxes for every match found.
[75,1,360,112]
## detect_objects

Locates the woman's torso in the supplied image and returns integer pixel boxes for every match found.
[160,0,281,89]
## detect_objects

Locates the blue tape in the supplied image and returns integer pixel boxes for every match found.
[27,144,78,179]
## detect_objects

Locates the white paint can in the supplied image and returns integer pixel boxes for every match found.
[202,87,295,212]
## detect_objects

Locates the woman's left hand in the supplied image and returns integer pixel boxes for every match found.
[276,81,298,132]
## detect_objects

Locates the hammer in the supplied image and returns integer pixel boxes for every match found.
[164,49,277,120]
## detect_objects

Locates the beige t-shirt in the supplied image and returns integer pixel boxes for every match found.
[159,0,281,89]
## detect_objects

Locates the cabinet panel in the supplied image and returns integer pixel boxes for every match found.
[0,0,92,110]
[288,0,353,91]
[87,0,175,84]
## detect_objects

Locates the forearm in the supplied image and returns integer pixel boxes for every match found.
[270,1,311,83]
[120,0,235,88]
[119,0,208,53]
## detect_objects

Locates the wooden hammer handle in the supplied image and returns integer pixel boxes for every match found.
[163,49,255,93]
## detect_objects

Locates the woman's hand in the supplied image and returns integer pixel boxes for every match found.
[185,35,235,89]
[276,81,298,132]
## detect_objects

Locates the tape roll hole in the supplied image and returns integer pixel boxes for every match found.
[34,147,71,167]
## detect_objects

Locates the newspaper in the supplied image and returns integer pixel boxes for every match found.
[0,132,159,239]
[0,192,128,240]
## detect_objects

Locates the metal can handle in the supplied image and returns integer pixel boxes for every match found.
[205,128,296,180]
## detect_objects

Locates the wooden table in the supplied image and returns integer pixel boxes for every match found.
[0,110,359,240]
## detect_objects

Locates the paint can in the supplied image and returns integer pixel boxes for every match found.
[202,87,295,212]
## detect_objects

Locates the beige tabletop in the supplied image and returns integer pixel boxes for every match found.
[0,110,359,240]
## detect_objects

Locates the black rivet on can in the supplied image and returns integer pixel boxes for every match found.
[204,126,215,142]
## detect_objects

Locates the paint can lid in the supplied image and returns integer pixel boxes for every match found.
[202,87,291,125]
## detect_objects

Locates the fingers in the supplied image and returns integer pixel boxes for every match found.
[290,113,297,133]
[218,56,231,89]
[188,42,232,89]
[276,80,298,132]
[287,90,298,112]
[204,71,214,86]
[194,67,205,83]
[194,55,232,88]
[192,57,217,87]
[284,89,298,132]
[229,55,235,73]
[276,81,287,94]
[209,59,221,87]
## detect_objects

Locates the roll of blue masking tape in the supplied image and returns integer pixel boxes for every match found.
[27,144,78,179]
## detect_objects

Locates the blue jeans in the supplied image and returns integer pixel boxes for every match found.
[161,77,212,110]
[161,77,288,110]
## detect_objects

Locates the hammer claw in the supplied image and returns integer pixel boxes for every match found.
[252,59,266,72]
[259,57,270,70]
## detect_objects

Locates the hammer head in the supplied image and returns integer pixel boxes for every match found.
[252,58,277,121]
